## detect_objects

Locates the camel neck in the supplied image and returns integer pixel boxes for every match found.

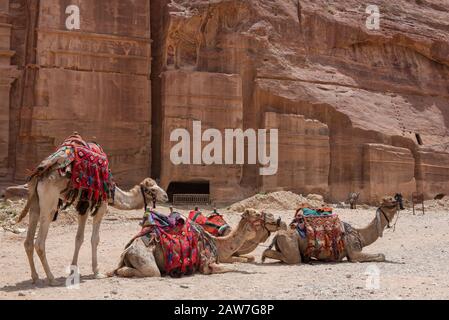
[356,206,396,247]
[111,185,144,210]
[214,220,252,257]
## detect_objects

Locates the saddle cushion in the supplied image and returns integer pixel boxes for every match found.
[135,210,217,277]
[188,210,230,236]
[30,134,115,212]
[292,207,345,262]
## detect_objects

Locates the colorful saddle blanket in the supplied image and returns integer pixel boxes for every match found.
[134,209,217,278]
[292,207,345,262]
[188,209,231,236]
[30,134,115,214]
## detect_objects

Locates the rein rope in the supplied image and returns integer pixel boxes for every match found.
[140,185,148,211]
[392,203,401,232]
[377,202,401,235]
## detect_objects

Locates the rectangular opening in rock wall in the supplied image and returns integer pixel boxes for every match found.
[167,181,210,204]
[415,133,423,145]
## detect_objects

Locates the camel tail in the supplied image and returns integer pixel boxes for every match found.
[16,177,38,224]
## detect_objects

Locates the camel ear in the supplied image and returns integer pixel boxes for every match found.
[242,209,250,218]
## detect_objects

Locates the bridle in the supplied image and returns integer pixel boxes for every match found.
[377,207,392,228]
[140,185,157,211]
[376,200,401,234]
[249,211,282,233]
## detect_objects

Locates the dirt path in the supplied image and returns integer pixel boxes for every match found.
[1,205,449,300]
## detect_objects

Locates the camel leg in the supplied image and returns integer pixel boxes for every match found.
[232,254,255,263]
[24,198,40,284]
[34,203,59,285]
[116,261,161,278]
[261,235,301,265]
[220,256,253,264]
[124,244,162,278]
[347,250,386,263]
[91,203,106,279]
[71,213,89,267]
[115,267,147,278]
[261,249,289,263]
[209,263,233,274]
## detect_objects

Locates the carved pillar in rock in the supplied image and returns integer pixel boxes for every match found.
[0,0,19,178]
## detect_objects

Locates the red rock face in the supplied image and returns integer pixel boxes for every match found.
[156,0,449,203]
[0,0,20,179]
[1,0,449,203]
[3,0,152,187]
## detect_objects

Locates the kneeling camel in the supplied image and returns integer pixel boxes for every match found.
[110,209,271,278]
[262,196,401,264]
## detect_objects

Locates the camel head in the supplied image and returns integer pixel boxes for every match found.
[381,195,399,208]
[239,208,266,240]
[379,195,401,220]
[139,178,169,204]
[261,212,287,232]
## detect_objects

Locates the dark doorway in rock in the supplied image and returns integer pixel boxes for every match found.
[415,133,423,145]
[167,181,210,203]
[434,193,446,200]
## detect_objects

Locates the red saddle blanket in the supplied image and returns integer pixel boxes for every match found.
[135,210,217,277]
[30,134,115,212]
[292,209,345,262]
[188,209,230,236]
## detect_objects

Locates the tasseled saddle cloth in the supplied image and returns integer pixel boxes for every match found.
[29,133,115,215]
[291,207,345,262]
[132,209,218,278]
[188,209,231,236]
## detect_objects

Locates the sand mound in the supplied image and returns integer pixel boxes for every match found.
[229,191,325,212]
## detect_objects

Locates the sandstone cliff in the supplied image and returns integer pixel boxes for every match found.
[156,0,449,203]
[1,0,448,204]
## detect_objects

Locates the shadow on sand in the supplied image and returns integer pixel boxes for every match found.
[0,274,102,293]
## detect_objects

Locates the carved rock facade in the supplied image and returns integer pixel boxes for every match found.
[1,0,448,204]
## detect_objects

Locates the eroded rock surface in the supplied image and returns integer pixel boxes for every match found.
[1,0,448,203]
[157,0,449,203]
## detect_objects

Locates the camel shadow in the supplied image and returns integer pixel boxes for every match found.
[253,258,402,267]
[0,274,101,293]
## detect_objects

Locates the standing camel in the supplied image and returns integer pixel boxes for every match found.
[262,196,401,264]
[16,135,168,286]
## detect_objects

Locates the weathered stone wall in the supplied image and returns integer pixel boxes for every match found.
[160,70,248,203]
[261,112,330,197]
[362,144,416,203]
[9,0,152,186]
[156,0,449,203]
[0,0,19,180]
[4,0,449,203]
[416,150,449,200]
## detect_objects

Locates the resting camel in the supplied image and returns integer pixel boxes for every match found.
[17,172,168,286]
[110,209,269,278]
[262,196,401,264]
[226,212,287,263]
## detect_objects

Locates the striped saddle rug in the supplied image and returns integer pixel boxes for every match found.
[292,207,346,262]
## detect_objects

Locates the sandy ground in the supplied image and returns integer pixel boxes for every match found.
[1,204,449,300]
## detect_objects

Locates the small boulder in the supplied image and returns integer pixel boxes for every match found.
[4,185,29,201]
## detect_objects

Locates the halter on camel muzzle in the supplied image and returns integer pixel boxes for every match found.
[260,212,283,232]
[376,195,404,236]
[140,185,157,211]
